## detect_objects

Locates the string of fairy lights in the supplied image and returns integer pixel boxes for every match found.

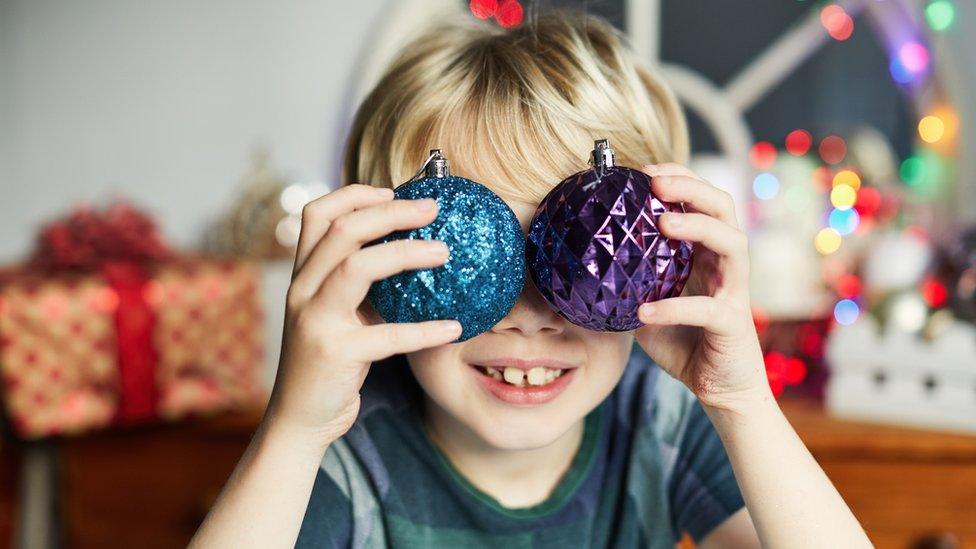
[749,0,958,328]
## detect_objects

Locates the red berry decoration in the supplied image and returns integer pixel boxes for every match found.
[469,0,498,19]
[496,0,524,29]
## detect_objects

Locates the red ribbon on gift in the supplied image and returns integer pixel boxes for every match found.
[33,203,171,425]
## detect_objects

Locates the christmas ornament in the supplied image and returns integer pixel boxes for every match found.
[367,150,524,342]
[526,139,693,331]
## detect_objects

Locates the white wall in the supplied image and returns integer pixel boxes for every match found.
[0,0,388,262]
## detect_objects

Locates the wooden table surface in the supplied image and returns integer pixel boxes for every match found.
[4,396,976,548]
[780,397,976,548]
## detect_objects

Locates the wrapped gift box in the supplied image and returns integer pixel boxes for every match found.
[0,259,265,439]
[0,205,265,438]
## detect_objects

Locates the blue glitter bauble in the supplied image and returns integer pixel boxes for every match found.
[367,175,525,341]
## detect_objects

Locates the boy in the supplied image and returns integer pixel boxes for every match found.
[192,10,869,548]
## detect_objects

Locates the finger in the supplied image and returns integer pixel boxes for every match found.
[291,198,439,303]
[637,296,737,336]
[349,319,463,362]
[658,212,748,262]
[294,184,394,272]
[647,174,738,227]
[641,162,699,179]
[316,238,449,314]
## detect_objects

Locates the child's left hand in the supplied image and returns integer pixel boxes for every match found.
[634,163,771,413]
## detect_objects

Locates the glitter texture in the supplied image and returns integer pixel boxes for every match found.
[367,175,525,341]
[526,166,693,331]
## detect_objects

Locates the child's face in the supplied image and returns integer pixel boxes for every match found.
[406,199,634,451]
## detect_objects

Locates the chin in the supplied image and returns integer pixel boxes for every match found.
[467,404,584,451]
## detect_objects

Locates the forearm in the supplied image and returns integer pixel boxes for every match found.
[189,414,329,549]
[705,392,871,548]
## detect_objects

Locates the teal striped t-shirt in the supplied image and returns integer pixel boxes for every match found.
[297,344,744,548]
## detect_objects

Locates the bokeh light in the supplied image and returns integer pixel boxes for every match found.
[836,274,862,298]
[815,228,843,255]
[854,187,882,217]
[829,208,860,235]
[900,156,926,185]
[899,150,950,198]
[891,294,928,332]
[925,0,956,32]
[749,141,778,169]
[918,115,945,143]
[280,184,310,216]
[832,169,861,190]
[785,129,813,156]
[921,277,948,308]
[899,42,930,74]
[753,173,780,200]
[834,299,860,325]
[819,135,847,164]
[830,184,857,210]
[890,57,914,84]
[820,5,854,41]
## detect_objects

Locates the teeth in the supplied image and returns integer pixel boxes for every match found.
[527,367,547,386]
[483,365,567,387]
[503,367,525,386]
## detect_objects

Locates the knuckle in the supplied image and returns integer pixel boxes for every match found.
[703,299,722,320]
[384,324,405,348]
[329,214,353,237]
[301,198,324,222]
[714,302,737,329]
[394,239,416,260]
[285,287,305,313]
[292,305,322,336]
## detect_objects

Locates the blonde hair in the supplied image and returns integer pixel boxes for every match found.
[341,9,688,204]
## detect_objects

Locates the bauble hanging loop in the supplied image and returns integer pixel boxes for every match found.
[367,149,525,342]
[526,139,694,331]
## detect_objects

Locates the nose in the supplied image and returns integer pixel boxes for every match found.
[491,280,565,336]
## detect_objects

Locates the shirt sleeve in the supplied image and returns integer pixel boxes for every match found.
[295,444,354,548]
[667,400,746,543]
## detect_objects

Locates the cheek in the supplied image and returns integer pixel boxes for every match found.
[406,346,465,399]
[576,332,633,390]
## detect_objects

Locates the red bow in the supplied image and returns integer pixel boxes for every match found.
[32,203,171,271]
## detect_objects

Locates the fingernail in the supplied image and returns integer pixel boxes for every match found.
[423,240,449,256]
[640,304,656,317]
[438,321,462,337]
[415,199,437,212]
[375,187,394,198]
[661,212,681,227]
[643,164,659,175]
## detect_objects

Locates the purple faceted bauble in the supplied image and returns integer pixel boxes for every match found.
[526,140,693,331]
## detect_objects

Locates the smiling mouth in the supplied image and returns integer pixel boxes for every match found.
[476,365,566,387]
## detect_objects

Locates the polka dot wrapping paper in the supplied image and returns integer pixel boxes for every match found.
[0,258,265,439]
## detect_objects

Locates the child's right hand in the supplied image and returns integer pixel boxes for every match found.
[265,184,462,448]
